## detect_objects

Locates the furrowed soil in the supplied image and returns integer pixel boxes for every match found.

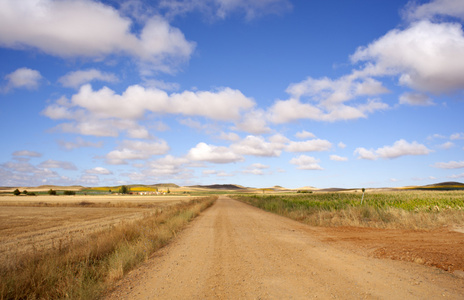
[106,197,464,299]
[0,195,199,264]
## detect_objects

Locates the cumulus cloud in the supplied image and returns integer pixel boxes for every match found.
[295,130,316,139]
[0,0,195,72]
[330,155,348,162]
[268,90,389,124]
[438,142,454,150]
[271,4,464,125]
[431,160,464,169]
[12,150,42,157]
[351,20,464,94]
[43,84,255,138]
[449,173,464,179]
[276,76,390,122]
[4,67,42,91]
[0,161,63,186]
[187,142,244,164]
[290,155,323,170]
[85,167,112,175]
[218,132,241,142]
[234,109,271,134]
[128,155,192,182]
[38,159,78,170]
[231,135,284,157]
[58,137,103,150]
[355,139,432,160]
[106,140,170,164]
[399,92,434,106]
[450,133,464,140]
[79,174,100,185]
[58,69,118,88]
[242,163,269,175]
[286,139,332,152]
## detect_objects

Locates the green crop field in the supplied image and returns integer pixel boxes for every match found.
[232,190,464,229]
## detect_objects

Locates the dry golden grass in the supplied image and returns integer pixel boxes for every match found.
[0,196,216,300]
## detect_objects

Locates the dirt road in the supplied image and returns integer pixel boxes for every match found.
[107,196,464,299]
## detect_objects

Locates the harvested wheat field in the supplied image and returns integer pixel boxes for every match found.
[0,195,200,265]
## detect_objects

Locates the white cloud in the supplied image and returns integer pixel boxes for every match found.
[58,137,103,150]
[0,1,195,72]
[268,96,388,124]
[242,163,270,175]
[330,155,348,162]
[234,109,271,134]
[295,130,316,139]
[450,133,464,140]
[432,160,464,169]
[43,84,255,138]
[79,174,100,185]
[187,142,244,164]
[337,142,346,149]
[85,167,112,175]
[438,141,454,150]
[231,135,284,157]
[12,150,42,157]
[449,173,464,179]
[399,92,434,106]
[355,139,432,160]
[106,140,170,164]
[376,140,431,159]
[290,155,323,170]
[38,159,77,170]
[404,0,464,21]
[49,84,254,120]
[353,147,378,160]
[218,132,240,142]
[427,133,447,140]
[286,139,332,152]
[59,69,118,88]
[351,20,464,94]
[4,67,42,91]
[129,155,192,181]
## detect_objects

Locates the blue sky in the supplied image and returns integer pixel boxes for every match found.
[1,0,464,189]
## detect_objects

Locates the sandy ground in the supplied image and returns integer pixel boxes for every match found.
[106,197,464,299]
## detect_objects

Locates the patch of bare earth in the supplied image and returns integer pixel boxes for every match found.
[313,226,464,274]
[106,197,464,299]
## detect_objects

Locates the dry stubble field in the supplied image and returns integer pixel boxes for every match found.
[0,195,199,266]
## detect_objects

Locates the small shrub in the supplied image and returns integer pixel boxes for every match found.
[23,190,28,195]
[13,189,20,196]
[48,189,57,195]
[63,190,76,195]
[26,192,36,196]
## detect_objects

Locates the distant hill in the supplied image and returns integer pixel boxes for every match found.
[409,181,464,190]
[425,181,464,187]
[189,184,245,190]
[150,183,180,188]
